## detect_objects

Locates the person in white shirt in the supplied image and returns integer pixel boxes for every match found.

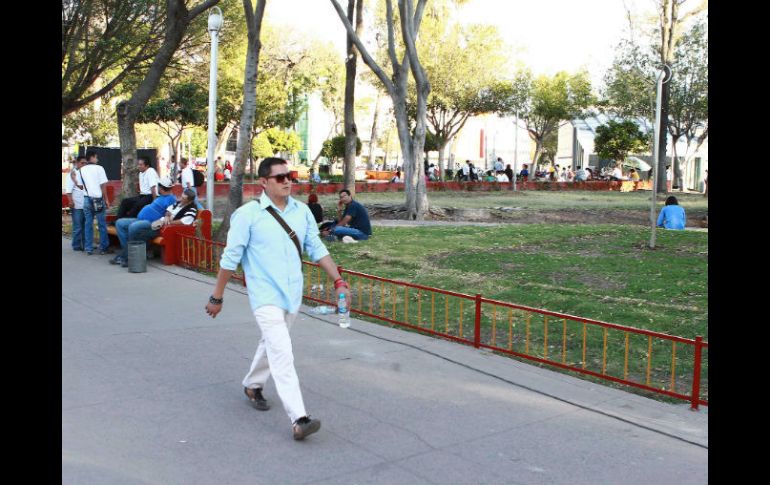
[115,157,159,220]
[76,150,113,255]
[65,156,87,251]
[610,164,625,181]
[494,157,504,173]
[180,157,204,209]
[461,160,472,181]
[666,164,673,192]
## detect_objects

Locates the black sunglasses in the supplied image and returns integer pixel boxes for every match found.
[266,173,292,183]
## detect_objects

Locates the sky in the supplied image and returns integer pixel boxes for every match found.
[262,0,651,88]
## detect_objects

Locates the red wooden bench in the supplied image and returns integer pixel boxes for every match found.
[105,209,212,265]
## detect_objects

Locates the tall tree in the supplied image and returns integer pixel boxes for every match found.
[652,0,708,190]
[416,22,508,180]
[666,19,708,190]
[62,0,164,117]
[343,0,365,194]
[593,120,649,164]
[137,81,209,169]
[215,0,267,241]
[497,70,593,176]
[602,12,707,191]
[330,0,431,220]
[116,0,221,199]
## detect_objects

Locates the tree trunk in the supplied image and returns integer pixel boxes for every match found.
[531,140,544,177]
[329,0,430,218]
[215,121,236,159]
[438,141,447,182]
[656,80,670,192]
[671,134,683,191]
[367,93,380,169]
[342,0,363,195]
[215,0,266,241]
[116,0,220,199]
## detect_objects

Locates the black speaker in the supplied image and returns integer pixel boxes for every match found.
[77,147,158,180]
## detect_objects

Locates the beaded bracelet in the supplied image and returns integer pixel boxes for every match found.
[209,295,224,305]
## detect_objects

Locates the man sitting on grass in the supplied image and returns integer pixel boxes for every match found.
[320,189,372,242]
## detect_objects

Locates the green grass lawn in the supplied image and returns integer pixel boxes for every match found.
[313,190,709,212]
[316,223,708,403]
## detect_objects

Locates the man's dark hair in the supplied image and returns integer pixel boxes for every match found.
[137,156,150,167]
[258,157,288,178]
[665,196,679,206]
[180,157,188,166]
[76,155,87,163]
[85,150,97,161]
[339,189,351,197]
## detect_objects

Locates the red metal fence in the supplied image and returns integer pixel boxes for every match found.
[176,233,708,410]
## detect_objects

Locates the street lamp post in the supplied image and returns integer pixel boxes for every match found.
[649,65,672,249]
[205,7,223,214]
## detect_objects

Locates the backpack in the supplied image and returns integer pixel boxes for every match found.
[192,169,204,187]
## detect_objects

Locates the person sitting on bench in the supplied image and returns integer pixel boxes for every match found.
[110,177,177,268]
[114,156,159,222]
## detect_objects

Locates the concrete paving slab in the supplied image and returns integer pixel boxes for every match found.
[62,237,707,484]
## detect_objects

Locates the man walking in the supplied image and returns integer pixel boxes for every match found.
[205,157,349,441]
[115,157,160,220]
[65,156,87,251]
[77,150,113,255]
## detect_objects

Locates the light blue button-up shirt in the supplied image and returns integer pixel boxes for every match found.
[220,196,330,313]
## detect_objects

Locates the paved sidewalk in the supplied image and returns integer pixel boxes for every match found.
[62,237,707,485]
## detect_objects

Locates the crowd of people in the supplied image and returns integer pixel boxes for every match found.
[65,151,203,265]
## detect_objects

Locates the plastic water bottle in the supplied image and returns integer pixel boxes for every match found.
[311,305,334,315]
[338,293,350,328]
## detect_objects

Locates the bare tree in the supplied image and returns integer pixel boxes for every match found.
[653,0,707,191]
[330,0,431,220]
[116,0,221,199]
[215,0,268,241]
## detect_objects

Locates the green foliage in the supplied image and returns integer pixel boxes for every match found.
[321,135,362,160]
[251,132,274,159]
[62,98,118,146]
[61,0,164,116]
[496,70,593,166]
[423,131,440,153]
[265,128,302,153]
[601,17,708,141]
[412,18,511,143]
[594,120,649,163]
[137,82,208,128]
[251,128,303,158]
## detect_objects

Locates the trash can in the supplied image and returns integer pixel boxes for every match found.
[127,241,147,273]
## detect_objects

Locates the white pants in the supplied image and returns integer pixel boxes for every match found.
[242,305,307,423]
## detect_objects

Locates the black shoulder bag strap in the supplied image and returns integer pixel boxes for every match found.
[260,199,302,260]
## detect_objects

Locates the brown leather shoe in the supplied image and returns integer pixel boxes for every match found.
[293,416,321,440]
[244,387,270,411]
